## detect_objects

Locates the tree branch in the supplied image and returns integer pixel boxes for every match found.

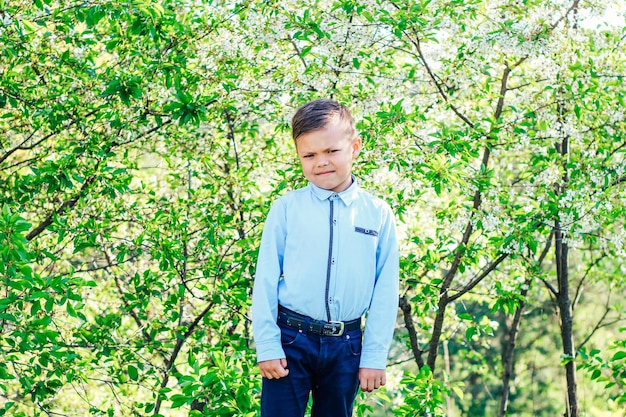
[550,0,580,30]
[330,11,355,91]
[1,107,101,165]
[499,229,553,417]
[287,34,309,70]
[153,301,215,415]
[404,30,475,128]
[0,131,51,165]
[26,173,99,241]
[576,290,612,351]
[449,252,509,302]
[573,255,606,311]
[105,250,160,354]
[399,295,425,369]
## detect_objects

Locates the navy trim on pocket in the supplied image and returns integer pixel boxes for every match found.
[355,227,378,237]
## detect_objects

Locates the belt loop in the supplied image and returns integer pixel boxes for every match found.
[303,316,310,335]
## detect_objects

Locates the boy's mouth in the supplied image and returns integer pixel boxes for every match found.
[317,170,334,176]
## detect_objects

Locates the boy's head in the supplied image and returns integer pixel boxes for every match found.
[291,99,362,193]
[291,99,356,143]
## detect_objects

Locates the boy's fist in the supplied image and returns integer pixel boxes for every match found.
[359,368,386,392]
[259,358,289,379]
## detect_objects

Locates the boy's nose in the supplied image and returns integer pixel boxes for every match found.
[317,156,329,166]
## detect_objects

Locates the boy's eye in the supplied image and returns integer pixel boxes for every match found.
[303,154,313,159]
[330,149,339,153]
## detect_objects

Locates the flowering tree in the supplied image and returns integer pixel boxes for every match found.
[1,0,624,416]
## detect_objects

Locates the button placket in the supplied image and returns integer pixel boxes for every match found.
[324,196,335,322]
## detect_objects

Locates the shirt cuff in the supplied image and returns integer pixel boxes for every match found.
[255,340,286,363]
[359,349,388,369]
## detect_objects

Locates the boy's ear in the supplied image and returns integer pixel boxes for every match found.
[352,136,362,157]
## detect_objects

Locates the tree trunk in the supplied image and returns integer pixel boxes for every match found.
[554,124,578,416]
[555,221,578,417]
[498,298,525,417]
[499,233,553,417]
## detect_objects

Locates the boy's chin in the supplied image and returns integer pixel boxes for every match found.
[311,180,335,190]
[313,179,352,193]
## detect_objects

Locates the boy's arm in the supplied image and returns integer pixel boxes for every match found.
[360,204,399,370]
[252,199,288,365]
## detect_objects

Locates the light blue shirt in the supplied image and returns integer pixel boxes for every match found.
[252,178,399,369]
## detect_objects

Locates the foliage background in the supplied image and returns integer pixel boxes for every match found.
[1,0,625,416]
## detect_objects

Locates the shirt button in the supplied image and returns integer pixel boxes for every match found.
[331,258,335,264]
[333,219,337,225]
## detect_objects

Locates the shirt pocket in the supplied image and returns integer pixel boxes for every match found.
[354,226,378,237]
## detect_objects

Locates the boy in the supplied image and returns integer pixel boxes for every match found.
[252,99,399,417]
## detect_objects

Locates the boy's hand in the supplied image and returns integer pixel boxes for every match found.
[258,358,289,379]
[359,368,386,392]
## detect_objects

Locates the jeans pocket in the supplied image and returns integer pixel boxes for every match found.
[280,326,302,346]
[347,335,362,356]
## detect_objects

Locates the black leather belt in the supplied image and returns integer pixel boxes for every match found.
[277,305,361,336]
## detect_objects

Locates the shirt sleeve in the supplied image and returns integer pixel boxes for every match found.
[251,198,287,363]
[359,204,399,369]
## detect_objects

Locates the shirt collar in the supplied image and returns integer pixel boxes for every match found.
[309,175,359,206]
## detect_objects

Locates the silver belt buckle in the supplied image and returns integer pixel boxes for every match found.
[323,321,345,336]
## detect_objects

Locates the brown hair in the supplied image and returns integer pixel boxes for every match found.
[291,99,356,142]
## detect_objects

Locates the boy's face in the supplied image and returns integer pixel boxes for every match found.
[295,119,362,193]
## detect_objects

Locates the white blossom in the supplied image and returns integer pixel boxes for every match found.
[609,110,624,123]
[612,232,626,256]
[73,46,85,59]
[559,210,575,227]
[589,169,605,186]
[559,189,574,207]
[1,12,12,27]
[481,212,501,232]
[535,164,562,186]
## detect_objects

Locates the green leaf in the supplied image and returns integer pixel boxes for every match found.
[458,313,473,321]
[170,394,190,408]
[128,365,139,381]
[451,384,464,400]
[466,327,478,341]
[106,39,119,51]
[21,19,39,33]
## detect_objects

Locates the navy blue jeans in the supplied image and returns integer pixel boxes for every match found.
[260,322,362,417]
